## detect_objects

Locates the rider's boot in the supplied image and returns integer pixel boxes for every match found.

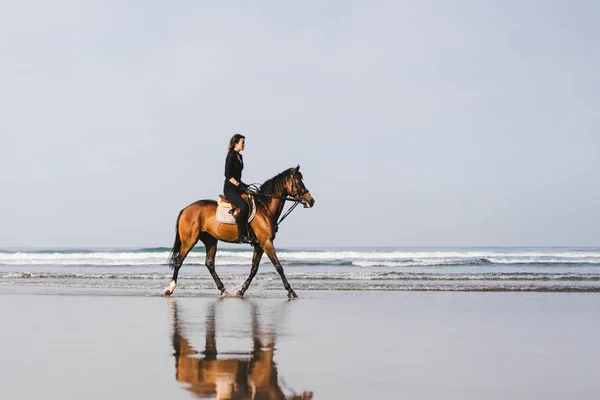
[237,220,251,244]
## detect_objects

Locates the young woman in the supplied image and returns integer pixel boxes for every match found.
[224,134,252,243]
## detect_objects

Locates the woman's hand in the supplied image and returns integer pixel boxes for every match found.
[237,182,250,194]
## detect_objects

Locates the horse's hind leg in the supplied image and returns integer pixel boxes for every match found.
[263,240,297,298]
[164,221,199,296]
[165,239,197,295]
[201,235,227,296]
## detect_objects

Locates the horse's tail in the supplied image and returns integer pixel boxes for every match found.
[168,210,184,270]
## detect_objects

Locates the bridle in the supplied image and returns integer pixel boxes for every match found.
[249,172,310,232]
[289,173,310,201]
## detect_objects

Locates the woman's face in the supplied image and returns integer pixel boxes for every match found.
[235,138,246,152]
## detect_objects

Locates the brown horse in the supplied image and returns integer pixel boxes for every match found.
[164,165,315,298]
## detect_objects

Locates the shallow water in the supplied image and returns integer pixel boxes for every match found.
[1,288,600,399]
[2,247,600,293]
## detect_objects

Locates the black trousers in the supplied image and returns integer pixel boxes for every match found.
[223,183,249,222]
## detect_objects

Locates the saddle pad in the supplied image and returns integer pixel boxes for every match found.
[216,197,257,225]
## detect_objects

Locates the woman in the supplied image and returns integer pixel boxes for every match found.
[224,134,252,243]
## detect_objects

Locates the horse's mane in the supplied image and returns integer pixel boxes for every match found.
[258,168,302,195]
[258,170,289,196]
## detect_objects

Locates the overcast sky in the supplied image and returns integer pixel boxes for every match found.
[1,0,599,249]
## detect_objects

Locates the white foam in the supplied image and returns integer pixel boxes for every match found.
[352,259,478,267]
[0,251,256,266]
[2,249,600,267]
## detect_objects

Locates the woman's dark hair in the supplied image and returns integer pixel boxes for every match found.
[228,134,246,151]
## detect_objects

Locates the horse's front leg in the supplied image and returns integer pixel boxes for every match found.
[238,247,264,296]
[263,240,297,298]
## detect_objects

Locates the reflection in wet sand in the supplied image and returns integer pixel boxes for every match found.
[170,299,313,400]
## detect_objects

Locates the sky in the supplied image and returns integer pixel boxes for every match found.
[1,0,599,248]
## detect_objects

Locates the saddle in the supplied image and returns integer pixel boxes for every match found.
[217,194,246,219]
[216,194,256,225]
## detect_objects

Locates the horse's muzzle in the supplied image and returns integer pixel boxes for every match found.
[302,197,315,208]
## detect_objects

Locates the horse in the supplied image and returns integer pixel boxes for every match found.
[170,299,313,399]
[164,165,315,298]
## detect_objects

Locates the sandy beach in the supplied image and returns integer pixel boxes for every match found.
[1,287,599,399]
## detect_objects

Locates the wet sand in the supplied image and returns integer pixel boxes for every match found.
[1,287,600,399]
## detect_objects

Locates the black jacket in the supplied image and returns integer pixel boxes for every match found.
[224,150,243,183]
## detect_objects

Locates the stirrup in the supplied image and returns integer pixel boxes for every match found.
[246,232,258,246]
[237,233,250,243]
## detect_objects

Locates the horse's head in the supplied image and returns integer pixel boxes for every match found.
[287,165,315,208]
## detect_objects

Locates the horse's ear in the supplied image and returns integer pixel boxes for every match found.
[294,164,300,172]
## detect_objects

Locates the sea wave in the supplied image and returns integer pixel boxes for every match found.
[0,247,600,269]
[2,248,600,267]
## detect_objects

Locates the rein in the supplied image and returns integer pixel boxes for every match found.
[251,192,298,201]
[248,177,307,232]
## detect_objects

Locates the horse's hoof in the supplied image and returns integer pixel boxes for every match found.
[220,290,229,297]
[237,290,245,297]
[288,290,298,299]
[164,282,176,297]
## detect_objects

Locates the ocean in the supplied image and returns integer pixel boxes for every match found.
[2,246,600,294]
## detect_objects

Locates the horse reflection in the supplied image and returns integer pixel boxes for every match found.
[170,300,313,400]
